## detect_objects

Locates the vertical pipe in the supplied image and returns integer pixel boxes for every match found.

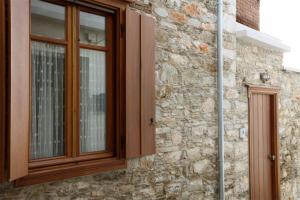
[217,0,224,199]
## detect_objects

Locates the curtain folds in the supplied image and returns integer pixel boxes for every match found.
[31,42,106,159]
[31,41,65,160]
[80,49,106,153]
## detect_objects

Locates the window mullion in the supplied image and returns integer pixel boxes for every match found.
[71,5,79,158]
[64,5,72,159]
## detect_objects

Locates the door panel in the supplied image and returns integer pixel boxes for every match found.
[249,90,278,200]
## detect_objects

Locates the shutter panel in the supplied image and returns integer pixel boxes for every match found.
[0,0,6,183]
[9,0,30,181]
[126,9,156,158]
[140,14,156,156]
[126,9,141,158]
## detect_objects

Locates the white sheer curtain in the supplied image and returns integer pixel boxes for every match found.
[80,49,106,153]
[31,41,65,160]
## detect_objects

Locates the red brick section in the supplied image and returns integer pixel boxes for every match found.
[236,0,260,30]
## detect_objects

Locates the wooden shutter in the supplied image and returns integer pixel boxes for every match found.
[126,9,141,158]
[0,0,6,183]
[140,14,155,155]
[126,8,156,158]
[9,0,30,181]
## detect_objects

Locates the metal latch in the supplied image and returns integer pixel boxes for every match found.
[150,118,156,126]
[268,155,276,161]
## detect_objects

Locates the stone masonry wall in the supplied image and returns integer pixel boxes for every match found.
[1,0,300,199]
[0,0,236,199]
[237,39,300,199]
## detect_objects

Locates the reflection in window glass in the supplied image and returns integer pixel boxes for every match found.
[80,12,106,46]
[31,41,65,160]
[31,0,65,39]
[80,49,106,153]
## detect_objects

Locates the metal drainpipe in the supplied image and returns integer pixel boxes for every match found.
[217,0,224,199]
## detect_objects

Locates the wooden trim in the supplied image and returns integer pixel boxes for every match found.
[105,11,115,154]
[80,0,128,10]
[9,0,30,181]
[28,0,32,162]
[72,5,78,158]
[115,4,126,159]
[30,35,67,45]
[15,158,126,186]
[0,0,6,183]
[246,84,280,97]
[79,43,107,51]
[66,3,73,159]
[248,86,280,200]
[78,4,114,17]
[29,151,113,168]
[272,93,281,200]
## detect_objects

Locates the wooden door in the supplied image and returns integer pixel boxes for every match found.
[248,86,280,200]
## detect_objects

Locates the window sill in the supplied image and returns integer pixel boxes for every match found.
[15,158,126,187]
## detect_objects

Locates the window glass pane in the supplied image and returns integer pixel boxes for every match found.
[31,41,65,160]
[80,49,106,153]
[80,12,106,46]
[31,0,65,39]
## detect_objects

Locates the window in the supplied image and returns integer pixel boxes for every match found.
[5,0,156,186]
[30,0,115,160]
[31,0,67,160]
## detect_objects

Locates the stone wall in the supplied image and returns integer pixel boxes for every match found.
[236,39,300,199]
[1,0,300,199]
[0,0,233,199]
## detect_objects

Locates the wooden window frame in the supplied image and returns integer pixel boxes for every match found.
[3,0,155,186]
[75,6,115,158]
[15,0,128,186]
[0,0,6,183]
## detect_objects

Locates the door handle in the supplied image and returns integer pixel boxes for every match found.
[268,154,276,161]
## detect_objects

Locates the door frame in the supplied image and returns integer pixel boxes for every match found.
[247,85,281,200]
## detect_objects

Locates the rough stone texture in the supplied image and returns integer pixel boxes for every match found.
[236,39,300,199]
[1,0,300,199]
[0,0,224,199]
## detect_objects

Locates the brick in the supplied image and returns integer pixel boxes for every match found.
[236,0,260,30]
